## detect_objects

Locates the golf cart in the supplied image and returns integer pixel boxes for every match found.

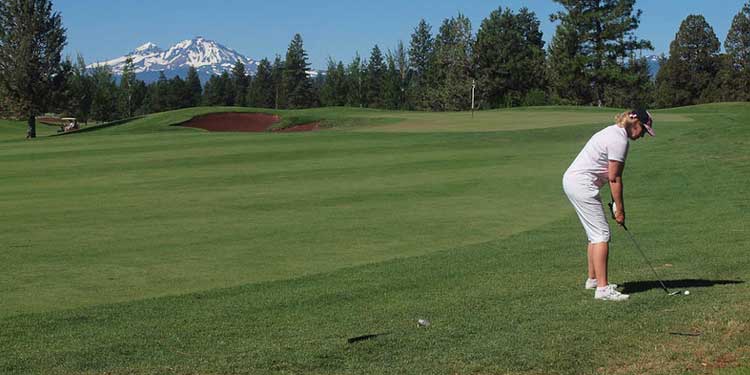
[58,117,79,133]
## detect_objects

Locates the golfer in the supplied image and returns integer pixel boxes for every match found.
[563,109,654,301]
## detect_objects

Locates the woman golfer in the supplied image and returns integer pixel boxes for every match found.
[563,109,654,301]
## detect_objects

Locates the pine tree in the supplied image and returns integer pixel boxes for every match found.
[219,71,234,106]
[119,57,137,117]
[320,58,337,106]
[655,15,720,107]
[320,57,348,106]
[706,54,739,102]
[48,57,72,115]
[203,75,223,106]
[0,0,67,138]
[726,3,750,70]
[67,54,93,123]
[310,73,323,108]
[474,7,546,108]
[153,71,170,111]
[431,13,474,111]
[394,41,409,109]
[169,75,188,109]
[346,53,365,107]
[247,58,274,108]
[722,2,750,101]
[185,66,202,107]
[50,58,77,117]
[383,53,401,109]
[334,61,348,106]
[408,19,435,110]
[548,21,591,104]
[283,34,313,109]
[271,55,285,109]
[366,45,386,108]
[549,0,652,106]
[90,65,119,121]
[231,60,249,106]
[245,74,254,106]
[603,57,654,108]
[131,80,147,115]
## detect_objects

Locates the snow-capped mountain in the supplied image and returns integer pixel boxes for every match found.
[646,55,661,78]
[623,55,661,78]
[134,42,161,55]
[88,37,258,84]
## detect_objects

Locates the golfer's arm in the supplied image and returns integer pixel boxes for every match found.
[608,160,625,213]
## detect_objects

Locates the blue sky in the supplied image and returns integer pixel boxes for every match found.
[57,0,747,70]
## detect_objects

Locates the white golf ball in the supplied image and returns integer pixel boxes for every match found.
[684,290,690,295]
[417,319,431,327]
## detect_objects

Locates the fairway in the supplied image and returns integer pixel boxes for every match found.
[1,104,748,374]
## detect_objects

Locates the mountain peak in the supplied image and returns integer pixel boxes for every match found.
[90,37,319,84]
[89,37,259,84]
[133,42,161,54]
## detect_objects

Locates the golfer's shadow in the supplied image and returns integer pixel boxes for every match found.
[620,279,744,294]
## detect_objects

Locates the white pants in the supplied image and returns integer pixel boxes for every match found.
[563,174,610,243]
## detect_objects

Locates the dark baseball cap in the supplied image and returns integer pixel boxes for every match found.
[631,109,655,137]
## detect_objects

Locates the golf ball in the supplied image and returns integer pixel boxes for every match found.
[684,290,690,295]
[417,319,431,327]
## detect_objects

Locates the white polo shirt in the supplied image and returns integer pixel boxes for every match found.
[565,125,629,189]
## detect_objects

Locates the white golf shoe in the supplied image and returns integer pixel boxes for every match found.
[585,278,617,290]
[595,285,629,301]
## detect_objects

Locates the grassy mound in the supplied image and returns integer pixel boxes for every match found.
[0,105,693,138]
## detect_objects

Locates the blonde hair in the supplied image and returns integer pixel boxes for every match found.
[615,111,638,127]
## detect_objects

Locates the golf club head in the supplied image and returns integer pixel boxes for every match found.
[668,290,682,296]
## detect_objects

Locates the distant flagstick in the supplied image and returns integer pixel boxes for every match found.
[471,79,476,119]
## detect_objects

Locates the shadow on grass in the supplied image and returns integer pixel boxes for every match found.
[620,279,744,294]
[346,332,390,344]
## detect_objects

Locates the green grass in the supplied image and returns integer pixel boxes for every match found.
[0,119,61,139]
[0,104,748,374]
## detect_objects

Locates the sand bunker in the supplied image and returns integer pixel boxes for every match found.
[180,113,280,132]
[178,113,320,133]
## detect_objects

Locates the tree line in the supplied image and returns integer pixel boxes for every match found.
[2,0,750,138]
[655,6,750,107]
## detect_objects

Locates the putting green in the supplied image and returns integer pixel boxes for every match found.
[353,108,693,132]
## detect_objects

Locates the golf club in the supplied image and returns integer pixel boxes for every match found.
[608,201,684,297]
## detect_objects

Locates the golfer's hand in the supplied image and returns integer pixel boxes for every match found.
[615,210,625,226]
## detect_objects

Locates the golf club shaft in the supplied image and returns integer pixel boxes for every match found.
[621,225,671,294]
